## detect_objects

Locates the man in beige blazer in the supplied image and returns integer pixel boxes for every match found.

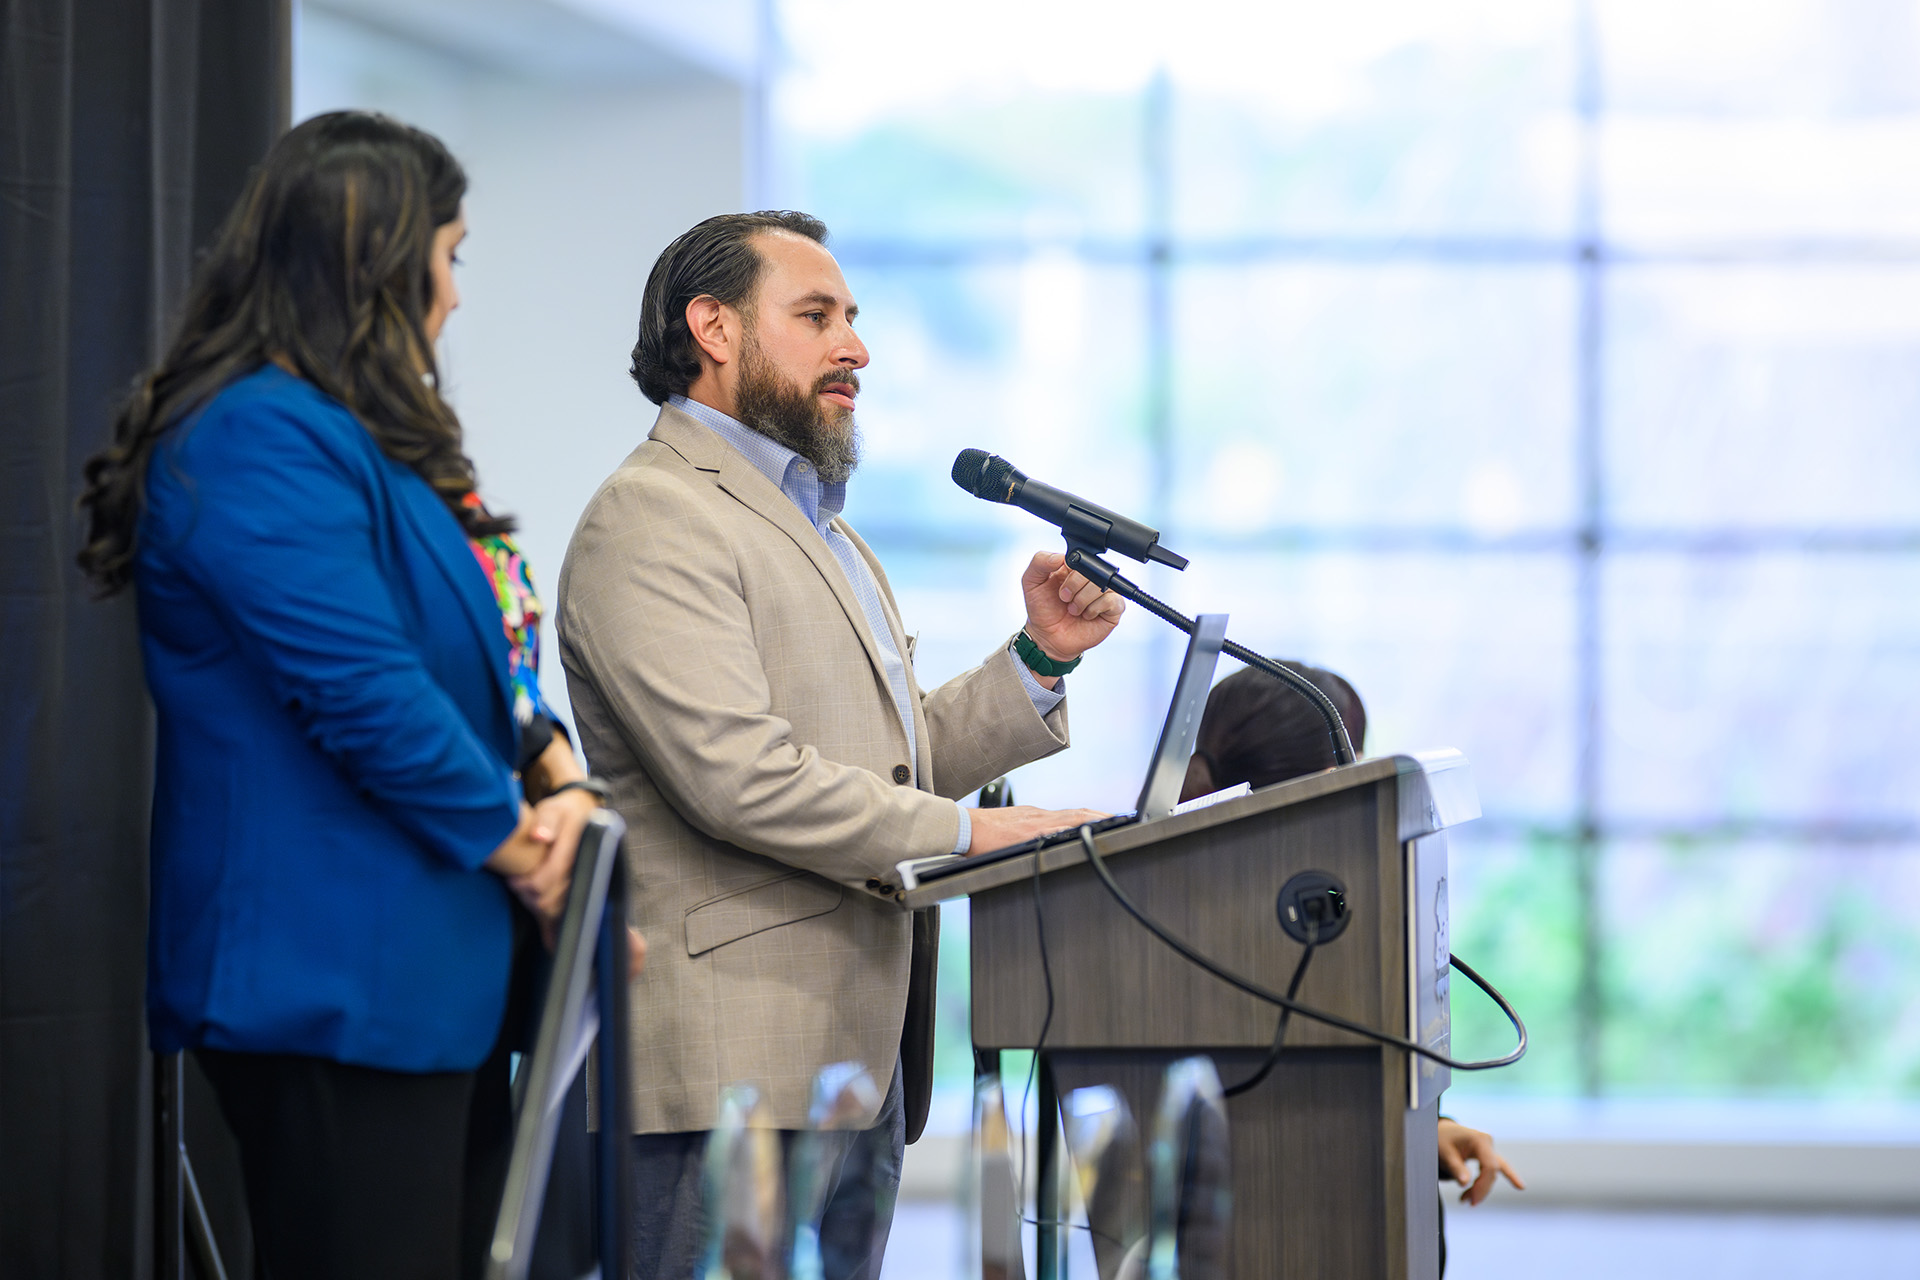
[556,211,1123,1279]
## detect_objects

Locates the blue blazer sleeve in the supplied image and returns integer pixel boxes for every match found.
[147,388,522,870]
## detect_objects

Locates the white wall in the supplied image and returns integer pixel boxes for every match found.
[294,5,748,728]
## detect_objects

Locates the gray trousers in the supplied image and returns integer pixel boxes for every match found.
[627,1060,906,1280]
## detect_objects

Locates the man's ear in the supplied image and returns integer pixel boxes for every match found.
[685,294,737,368]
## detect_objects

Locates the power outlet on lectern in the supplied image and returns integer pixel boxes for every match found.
[1277,870,1351,946]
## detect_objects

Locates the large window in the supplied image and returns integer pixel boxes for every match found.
[771,0,1920,1111]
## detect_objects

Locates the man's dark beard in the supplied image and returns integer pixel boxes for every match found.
[734,336,861,483]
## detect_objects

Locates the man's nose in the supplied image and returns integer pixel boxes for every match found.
[837,330,869,369]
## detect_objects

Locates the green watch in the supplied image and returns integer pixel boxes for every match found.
[1014,629,1081,677]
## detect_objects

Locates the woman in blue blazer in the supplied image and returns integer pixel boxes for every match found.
[79,113,600,1278]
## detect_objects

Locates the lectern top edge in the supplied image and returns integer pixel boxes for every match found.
[899,749,1478,909]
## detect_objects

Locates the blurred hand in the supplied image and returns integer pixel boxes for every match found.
[506,788,599,935]
[482,803,548,878]
[1020,551,1124,668]
[628,927,648,980]
[1438,1117,1525,1206]
[967,805,1111,856]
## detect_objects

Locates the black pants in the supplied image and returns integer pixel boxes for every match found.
[196,914,598,1280]
[196,1048,504,1280]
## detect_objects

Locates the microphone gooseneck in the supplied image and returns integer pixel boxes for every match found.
[1061,547,1357,766]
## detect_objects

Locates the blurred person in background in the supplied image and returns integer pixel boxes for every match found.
[559,210,1122,1280]
[1179,661,1524,1274]
[78,111,610,1280]
[1178,660,1368,806]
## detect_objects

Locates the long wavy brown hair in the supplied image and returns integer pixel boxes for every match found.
[78,111,509,594]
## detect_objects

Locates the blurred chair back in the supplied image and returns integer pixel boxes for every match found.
[484,810,631,1280]
[977,777,1015,809]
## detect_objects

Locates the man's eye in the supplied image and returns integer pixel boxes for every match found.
[805,311,827,323]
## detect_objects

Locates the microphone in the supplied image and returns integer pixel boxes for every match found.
[951,449,1189,571]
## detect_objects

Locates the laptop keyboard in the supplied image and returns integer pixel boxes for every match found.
[914,811,1138,883]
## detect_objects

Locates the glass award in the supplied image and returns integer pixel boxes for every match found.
[1147,1056,1232,1280]
[1064,1085,1148,1280]
[788,1062,882,1280]
[966,1074,1026,1280]
[700,1084,785,1280]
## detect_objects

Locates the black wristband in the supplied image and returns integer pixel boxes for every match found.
[548,778,610,804]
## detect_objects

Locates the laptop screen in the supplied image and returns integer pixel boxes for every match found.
[1133,612,1227,821]
[896,612,1231,891]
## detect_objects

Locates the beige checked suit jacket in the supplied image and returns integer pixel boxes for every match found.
[556,404,1070,1133]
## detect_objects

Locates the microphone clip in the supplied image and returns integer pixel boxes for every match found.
[1062,542,1127,591]
[1059,507,1123,560]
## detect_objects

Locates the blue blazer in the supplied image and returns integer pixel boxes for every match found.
[137,366,524,1072]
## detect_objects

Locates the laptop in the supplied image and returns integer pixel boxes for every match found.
[900,613,1232,890]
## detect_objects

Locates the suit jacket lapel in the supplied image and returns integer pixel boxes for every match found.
[648,408,896,704]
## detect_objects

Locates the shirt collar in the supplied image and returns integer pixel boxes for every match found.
[669,395,846,530]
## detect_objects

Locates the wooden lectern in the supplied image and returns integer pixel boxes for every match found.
[902,750,1477,1280]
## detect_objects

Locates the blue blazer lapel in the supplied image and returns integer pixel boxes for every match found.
[387,464,517,732]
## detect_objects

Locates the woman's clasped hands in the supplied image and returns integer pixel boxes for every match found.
[483,783,646,978]
[508,788,599,926]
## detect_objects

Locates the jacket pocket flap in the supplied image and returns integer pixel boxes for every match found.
[684,872,845,957]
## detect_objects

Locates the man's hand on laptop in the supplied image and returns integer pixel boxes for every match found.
[968,805,1111,856]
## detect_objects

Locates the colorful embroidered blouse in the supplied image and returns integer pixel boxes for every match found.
[462,493,547,730]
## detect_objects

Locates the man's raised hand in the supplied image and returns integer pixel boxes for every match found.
[1020,551,1125,666]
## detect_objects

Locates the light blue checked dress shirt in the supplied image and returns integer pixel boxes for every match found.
[670,396,1065,854]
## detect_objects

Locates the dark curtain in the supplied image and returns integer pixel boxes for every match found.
[0,1,287,1274]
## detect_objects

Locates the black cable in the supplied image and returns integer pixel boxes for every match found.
[1014,856,1142,1259]
[1223,936,1315,1098]
[1014,845,1055,1211]
[1076,828,1526,1071]
[1020,1218,1126,1250]
[1016,861,1140,1259]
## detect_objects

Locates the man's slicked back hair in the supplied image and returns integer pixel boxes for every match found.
[630,210,829,404]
